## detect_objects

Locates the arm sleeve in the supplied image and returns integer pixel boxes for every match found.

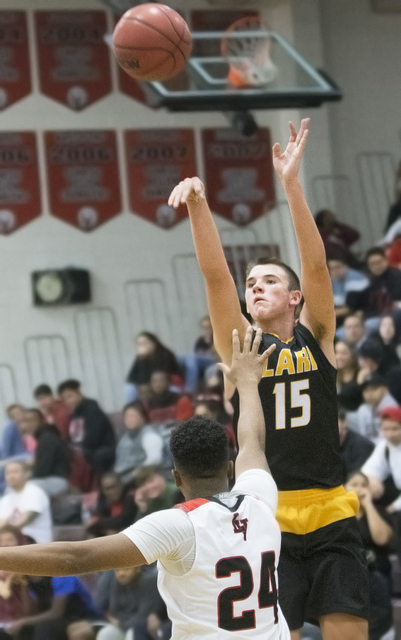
[362,443,391,481]
[122,508,195,565]
[231,469,278,513]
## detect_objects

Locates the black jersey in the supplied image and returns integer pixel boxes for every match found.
[232,323,344,491]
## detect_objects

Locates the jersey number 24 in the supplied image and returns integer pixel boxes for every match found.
[216,551,278,631]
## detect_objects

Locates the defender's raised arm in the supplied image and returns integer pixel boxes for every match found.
[218,326,276,477]
[168,177,249,365]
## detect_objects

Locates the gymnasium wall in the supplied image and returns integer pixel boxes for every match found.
[319,0,401,248]
[2,0,328,415]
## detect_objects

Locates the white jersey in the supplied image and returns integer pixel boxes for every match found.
[123,469,289,640]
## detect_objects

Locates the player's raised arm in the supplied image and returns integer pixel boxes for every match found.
[0,533,146,577]
[168,177,249,365]
[273,119,336,365]
[218,326,276,477]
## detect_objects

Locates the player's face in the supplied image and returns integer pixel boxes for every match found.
[245,265,300,323]
[381,419,401,445]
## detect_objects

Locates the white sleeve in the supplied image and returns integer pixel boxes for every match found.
[122,507,195,566]
[362,442,390,481]
[231,469,278,513]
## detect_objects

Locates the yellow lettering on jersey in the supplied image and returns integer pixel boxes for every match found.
[295,348,311,373]
[275,349,295,376]
[306,346,318,370]
[262,361,274,377]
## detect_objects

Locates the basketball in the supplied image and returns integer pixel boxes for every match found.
[113,4,192,82]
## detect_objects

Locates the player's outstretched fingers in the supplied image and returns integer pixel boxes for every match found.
[251,327,263,355]
[259,343,276,364]
[231,328,240,356]
[243,325,253,352]
[168,184,182,209]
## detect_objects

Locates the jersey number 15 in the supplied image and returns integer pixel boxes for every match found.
[216,551,278,631]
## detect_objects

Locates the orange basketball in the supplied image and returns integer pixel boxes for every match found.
[113,4,192,82]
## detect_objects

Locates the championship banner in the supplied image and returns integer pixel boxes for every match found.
[0,12,31,110]
[0,132,41,234]
[125,129,196,229]
[201,128,276,225]
[45,130,121,231]
[35,11,111,110]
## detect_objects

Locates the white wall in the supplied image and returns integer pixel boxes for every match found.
[320,0,401,248]
[0,0,318,414]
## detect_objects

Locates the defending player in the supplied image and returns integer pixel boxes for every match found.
[168,119,369,640]
[0,328,290,640]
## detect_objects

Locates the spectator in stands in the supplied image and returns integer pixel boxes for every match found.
[363,406,401,513]
[338,406,374,475]
[58,379,116,477]
[194,399,236,450]
[0,525,31,639]
[85,472,137,538]
[34,384,70,441]
[194,315,214,356]
[356,339,386,384]
[314,208,360,265]
[95,565,167,640]
[342,314,368,351]
[19,408,70,497]
[134,466,180,520]
[345,471,394,640]
[147,371,193,425]
[15,573,102,640]
[0,462,52,544]
[0,405,28,461]
[177,317,219,395]
[125,333,182,402]
[350,247,401,327]
[335,341,362,411]
[370,314,401,370]
[114,402,163,484]
[327,256,369,326]
[350,374,398,442]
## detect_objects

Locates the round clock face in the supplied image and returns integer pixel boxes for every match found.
[35,273,64,303]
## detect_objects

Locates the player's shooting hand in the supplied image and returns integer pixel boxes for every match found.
[168,177,205,209]
[218,326,276,388]
[272,118,309,185]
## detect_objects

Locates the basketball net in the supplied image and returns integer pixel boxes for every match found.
[221,16,278,88]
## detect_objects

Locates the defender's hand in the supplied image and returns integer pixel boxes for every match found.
[218,326,276,387]
[168,177,205,209]
[272,118,309,185]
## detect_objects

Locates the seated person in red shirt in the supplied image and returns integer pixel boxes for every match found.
[33,385,70,442]
[0,525,31,639]
[85,473,137,538]
[147,372,193,425]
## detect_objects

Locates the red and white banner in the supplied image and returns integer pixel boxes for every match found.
[201,128,276,225]
[35,11,111,110]
[0,12,31,110]
[0,132,41,234]
[45,130,121,231]
[125,129,197,228]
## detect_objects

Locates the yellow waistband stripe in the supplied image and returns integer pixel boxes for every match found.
[276,486,359,535]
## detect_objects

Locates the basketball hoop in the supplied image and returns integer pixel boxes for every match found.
[221,16,278,88]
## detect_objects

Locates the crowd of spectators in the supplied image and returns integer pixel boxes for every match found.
[4,184,401,637]
[0,316,228,639]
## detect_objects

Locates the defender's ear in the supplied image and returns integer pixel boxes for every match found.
[227,460,234,481]
[172,468,182,488]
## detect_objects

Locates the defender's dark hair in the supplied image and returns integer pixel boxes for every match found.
[33,384,53,398]
[246,257,301,293]
[170,417,229,479]
[57,379,81,395]
[366,247,386,261]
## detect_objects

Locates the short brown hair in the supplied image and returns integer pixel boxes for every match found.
[246,257,301,291]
